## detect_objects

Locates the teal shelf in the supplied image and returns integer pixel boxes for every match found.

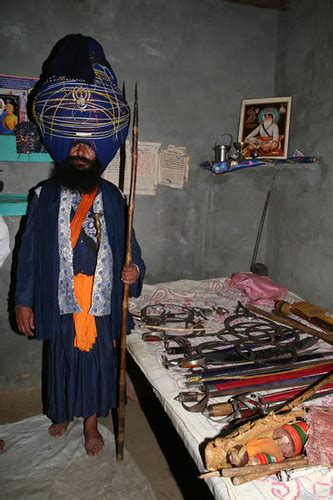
[0,136,51,163]
[0,193,28,216]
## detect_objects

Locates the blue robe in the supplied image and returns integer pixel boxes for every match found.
[16,178,145,422]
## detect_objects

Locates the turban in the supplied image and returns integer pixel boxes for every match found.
[31,34,130,169]
[258,107,280,123]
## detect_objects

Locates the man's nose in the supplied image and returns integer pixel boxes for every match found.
[76,144,86,155]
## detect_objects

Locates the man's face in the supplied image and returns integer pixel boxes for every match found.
[5,103,14,115]
[263,114,273,125]
[68,143,96,170]
[55,142,101,193]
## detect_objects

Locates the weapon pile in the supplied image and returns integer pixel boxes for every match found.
[137,298,333,483]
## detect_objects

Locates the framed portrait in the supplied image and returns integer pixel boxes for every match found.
[0,94,20,135]
[238,97,292,159]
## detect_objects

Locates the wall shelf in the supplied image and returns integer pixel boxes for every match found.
[0,193,28,216]
[200,156,318,175]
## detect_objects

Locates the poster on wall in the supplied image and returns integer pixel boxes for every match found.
[0,74,50,162]
[103,141,161,195]
[103,141,189,195]
[0,94,20,135]
[238,96,292,159]
[158,145,189,189]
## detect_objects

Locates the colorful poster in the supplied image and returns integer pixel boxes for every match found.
[0,94,20,135]
[0,74,50,162]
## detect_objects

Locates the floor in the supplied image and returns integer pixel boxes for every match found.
[0,356,213,500]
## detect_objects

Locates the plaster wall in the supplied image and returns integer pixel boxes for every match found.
[267,0,333,309]
[0,0,277,390]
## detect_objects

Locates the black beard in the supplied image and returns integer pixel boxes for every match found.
[53,156,102,193]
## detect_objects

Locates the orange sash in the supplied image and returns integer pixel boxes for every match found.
[73,274,97,352]
[71,187,98,249]
[70,188,98,352]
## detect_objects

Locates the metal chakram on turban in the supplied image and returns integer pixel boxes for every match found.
[31,34,130,169]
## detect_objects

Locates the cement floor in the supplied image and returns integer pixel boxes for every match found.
[0,358,213,500]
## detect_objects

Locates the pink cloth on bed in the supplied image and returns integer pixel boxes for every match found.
[226,272,288,305]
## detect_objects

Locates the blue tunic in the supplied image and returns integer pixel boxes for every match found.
[16,178,145,423]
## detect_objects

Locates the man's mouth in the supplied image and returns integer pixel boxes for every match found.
[69,156,91,169]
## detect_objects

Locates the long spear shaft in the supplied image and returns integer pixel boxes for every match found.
[117,84,139,462]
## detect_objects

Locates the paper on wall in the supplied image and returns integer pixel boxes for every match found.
[158,145,189,189]
[103,141,189,194]
[103,141,161,196]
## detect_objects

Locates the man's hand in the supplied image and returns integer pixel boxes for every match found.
[16,306,35,337]
[121,263,139,285]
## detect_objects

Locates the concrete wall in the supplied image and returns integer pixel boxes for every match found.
[267,0,333,310]
[1,0,278,390]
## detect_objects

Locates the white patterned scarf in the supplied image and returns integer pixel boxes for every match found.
[57,188,113,316]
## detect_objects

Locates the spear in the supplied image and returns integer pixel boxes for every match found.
[117,83,139,461]
[118,81,127,192]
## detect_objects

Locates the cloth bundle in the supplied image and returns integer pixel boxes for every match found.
[227,272,288,305]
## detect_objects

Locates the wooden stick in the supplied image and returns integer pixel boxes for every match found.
[247,303,333,345]
[229,461,311,483]
[275,371,333,414]
[221,457,309,478]
[199,470,221,479]
[232,471,276,485]
[199,455,307,480]
[117,84,139,462]
[232,456,330,486]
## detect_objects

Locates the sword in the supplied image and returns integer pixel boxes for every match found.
[206,375,329,396]
[162,336,319,369]
[185,356,333,385]
[205,387,333,418]
[191,361,333,392]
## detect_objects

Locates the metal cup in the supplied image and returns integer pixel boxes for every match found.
[214,144,230,163]
[214,133,233,163]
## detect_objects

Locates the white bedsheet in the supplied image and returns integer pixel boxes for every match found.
[128,278,333,499]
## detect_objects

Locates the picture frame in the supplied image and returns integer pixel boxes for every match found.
[0,94,20,135]
[238,97,292,159]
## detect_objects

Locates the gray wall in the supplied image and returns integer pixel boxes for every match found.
[267,0,333,310]
[2,0,329,391]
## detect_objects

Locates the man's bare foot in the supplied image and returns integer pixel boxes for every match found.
[84,414,104,457]
[48,421,70,438]
[0,439,5,452]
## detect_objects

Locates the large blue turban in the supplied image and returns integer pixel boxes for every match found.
[31,34,130,169]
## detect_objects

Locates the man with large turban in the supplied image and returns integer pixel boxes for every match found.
[15,34,145,456]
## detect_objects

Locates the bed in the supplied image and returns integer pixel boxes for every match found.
[127,277,333,499]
